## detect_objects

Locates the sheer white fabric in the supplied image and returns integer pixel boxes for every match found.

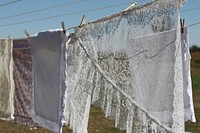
[64,41,95,133]
[65,0,186,132]
[181,27,196,122]
[0,39,14,120]
[126,30,177,126]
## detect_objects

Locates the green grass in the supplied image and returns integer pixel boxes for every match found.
[185,52,200,133]
[192,76,200,91]
[185,88,200,133]
[0,105,125,133]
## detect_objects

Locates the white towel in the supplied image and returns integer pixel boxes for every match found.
[30,30,67,133]
[181,27,196,122]
[0,39,14,120]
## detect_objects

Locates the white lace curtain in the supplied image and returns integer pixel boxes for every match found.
[65,0,186,133]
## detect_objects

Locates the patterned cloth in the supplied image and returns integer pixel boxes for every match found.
[0,39,14,120]
[30,30,67,133]
[12,39,37,127]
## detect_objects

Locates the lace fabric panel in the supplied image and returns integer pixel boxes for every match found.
[0,39,14,120]
[75,0,181,53]
[126,29,178,128]
[73,0,184,132]
[77,39,172,133]
[171,23,184,133]
[64,42,95,133]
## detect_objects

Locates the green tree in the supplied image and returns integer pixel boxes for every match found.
[190,45,200,52]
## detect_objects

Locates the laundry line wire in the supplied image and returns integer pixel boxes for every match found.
[0,0,198,22]
[0,2,134,28]
[187,21,200,28]
[1,0,200,29]
[181,5,200,13]
[0,0,87,21]
[0,0,22,8]
[0,0,141,21]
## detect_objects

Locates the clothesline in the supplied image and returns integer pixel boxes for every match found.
[181,5,200,12]
[0,1,198,29]
[0,0,87,20]
[0,2,134,28]
[187,21,200,28]
[0,0,22,8]
[18,18,200,41]
[1,0,193,29]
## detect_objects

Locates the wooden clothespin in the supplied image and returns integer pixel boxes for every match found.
[124,2,137,11]
[23,29,30,41]
[180,19,185,33]
[79,15,86,28]
[67,37,72,44]
[61,21,66,34]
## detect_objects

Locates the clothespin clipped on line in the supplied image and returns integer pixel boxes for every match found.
[61,21,66,34]
[79,15,86,28]
[124,2,137,11]
[23,29,30,41]
[67,37,72,44]
[180,19,185,34]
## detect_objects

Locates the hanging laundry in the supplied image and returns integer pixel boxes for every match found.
[30,30,67,133]
[0,39,14,120]
[64,37,95,133]
[12,39,37,127]
[78,38,172,133]
[181,27,196,122]
[72,0,186,132]
[126,29,178,126]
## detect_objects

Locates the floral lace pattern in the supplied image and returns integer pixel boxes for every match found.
[67,0,185,132]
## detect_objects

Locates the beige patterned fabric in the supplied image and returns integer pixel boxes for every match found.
[0,39,14,120]
[12,39,37,127]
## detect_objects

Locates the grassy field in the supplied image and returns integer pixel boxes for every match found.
[0,52,199,133]
[0,105,125,133]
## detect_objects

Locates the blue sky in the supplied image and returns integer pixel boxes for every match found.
[0,0,199,46]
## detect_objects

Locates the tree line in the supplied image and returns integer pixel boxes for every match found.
[190,45,200,52]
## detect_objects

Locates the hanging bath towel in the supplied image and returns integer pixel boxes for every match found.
[12,39,37,127]
[181,27,196,122]
[0,39,14,120]
[30,30,67,133]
